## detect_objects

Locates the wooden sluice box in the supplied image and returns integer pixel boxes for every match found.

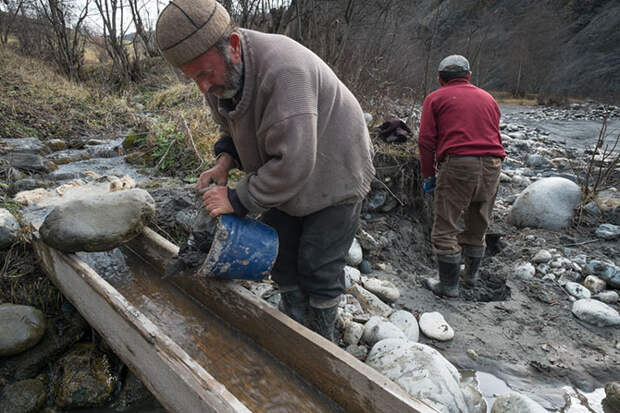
[33,227,436,413]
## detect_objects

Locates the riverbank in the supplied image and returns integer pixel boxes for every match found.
[1,47,619,411]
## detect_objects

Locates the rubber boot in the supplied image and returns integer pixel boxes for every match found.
[424,256,461,297]
[279,289,308,325]
[307,305,338,342]
[462,246,485,287]
[462,256,483,286]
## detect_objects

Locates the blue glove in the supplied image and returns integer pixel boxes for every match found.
[423,176,436,193]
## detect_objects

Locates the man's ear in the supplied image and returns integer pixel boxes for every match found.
[466,71,472,81]
[229,33,242,63]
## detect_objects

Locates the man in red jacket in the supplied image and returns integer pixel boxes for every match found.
[418,55,506,297]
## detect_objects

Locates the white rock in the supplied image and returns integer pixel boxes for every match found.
[564,282,591,299]
[362,316,406,346]
[343,320,365,346]
[346,238,363,266]
[514,261,536,280]
[389,310,419,343]
[347,284,393,317]
[508,177,581,231]
[572,299,620,327]
[583,275,606,294]
[593,290,619,304]
[344,266,361,289]
[362,278,400,303]
[419,312,454,341]
[532,249,552,263]
[366,339,470,413]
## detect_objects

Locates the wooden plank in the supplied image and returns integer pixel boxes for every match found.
[128,228,437,413]
[32,237,251,413]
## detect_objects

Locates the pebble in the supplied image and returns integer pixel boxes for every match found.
[419,312,454,341]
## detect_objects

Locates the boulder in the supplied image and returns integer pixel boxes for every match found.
[507,177,580,231]
[0,304,46,357]
[0,208,20,249]
[366,339,470,412]
[39,188,155,252]
[0,137,49,154]
[572,299,620,327]
[1,152,56,173]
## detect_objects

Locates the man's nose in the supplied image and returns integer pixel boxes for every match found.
[196,79,211,94]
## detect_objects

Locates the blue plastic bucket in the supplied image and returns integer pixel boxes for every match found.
[198,214,279,281]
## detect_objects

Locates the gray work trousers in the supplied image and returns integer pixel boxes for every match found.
[262,201,361,305]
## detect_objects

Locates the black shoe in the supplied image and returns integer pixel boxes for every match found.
[279,289,308,325]
[424,260,460,297]
[462,256,483,286]
[307,305,338,342]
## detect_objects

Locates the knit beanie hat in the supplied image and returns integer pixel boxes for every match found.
[156,0,231,67]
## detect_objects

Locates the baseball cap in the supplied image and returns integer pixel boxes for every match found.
[438,55,470,72]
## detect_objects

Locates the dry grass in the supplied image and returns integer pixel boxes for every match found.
[0,48,140,141]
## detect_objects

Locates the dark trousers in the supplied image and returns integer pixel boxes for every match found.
[432,156,502,257]
[262,202,362,303]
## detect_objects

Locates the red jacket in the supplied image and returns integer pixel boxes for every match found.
[418,78,506,177]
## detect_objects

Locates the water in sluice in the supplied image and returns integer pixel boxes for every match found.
[78,248,343,413]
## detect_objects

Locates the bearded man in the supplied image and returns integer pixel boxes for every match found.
[156,0,375,341]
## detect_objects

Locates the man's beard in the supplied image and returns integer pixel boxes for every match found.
[212,49,243,99]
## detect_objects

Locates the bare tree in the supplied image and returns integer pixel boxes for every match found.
[36,0,89,80]
[92,0,140,87]
[127,0,157,57]
[0,0,26,47]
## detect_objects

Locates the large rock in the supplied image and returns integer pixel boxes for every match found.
[0,304,46,357]
[0,137,49,155]
[52,343,117,408]
[507,177,580,231]
[1,152,56,173]
[0,378,47,413]
[491,392,547,413]
[366,339,471,413]
[39,188,155,252]
[572,299,620,327]
[0,312,88,381]
[0,208,20,249]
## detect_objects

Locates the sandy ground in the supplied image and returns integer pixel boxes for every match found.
[362,205,619,410]
[148,182,619,411]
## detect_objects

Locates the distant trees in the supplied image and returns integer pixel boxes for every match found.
[1,0,616,101]
[39,0,89,81]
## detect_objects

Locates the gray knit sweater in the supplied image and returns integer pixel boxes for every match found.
[206,29,375,217]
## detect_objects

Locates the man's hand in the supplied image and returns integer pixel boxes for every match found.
[196,153,235,194]
[423,176,436,193]
[202,185,234,217]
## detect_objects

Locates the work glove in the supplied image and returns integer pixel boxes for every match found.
[423,176,436,194]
